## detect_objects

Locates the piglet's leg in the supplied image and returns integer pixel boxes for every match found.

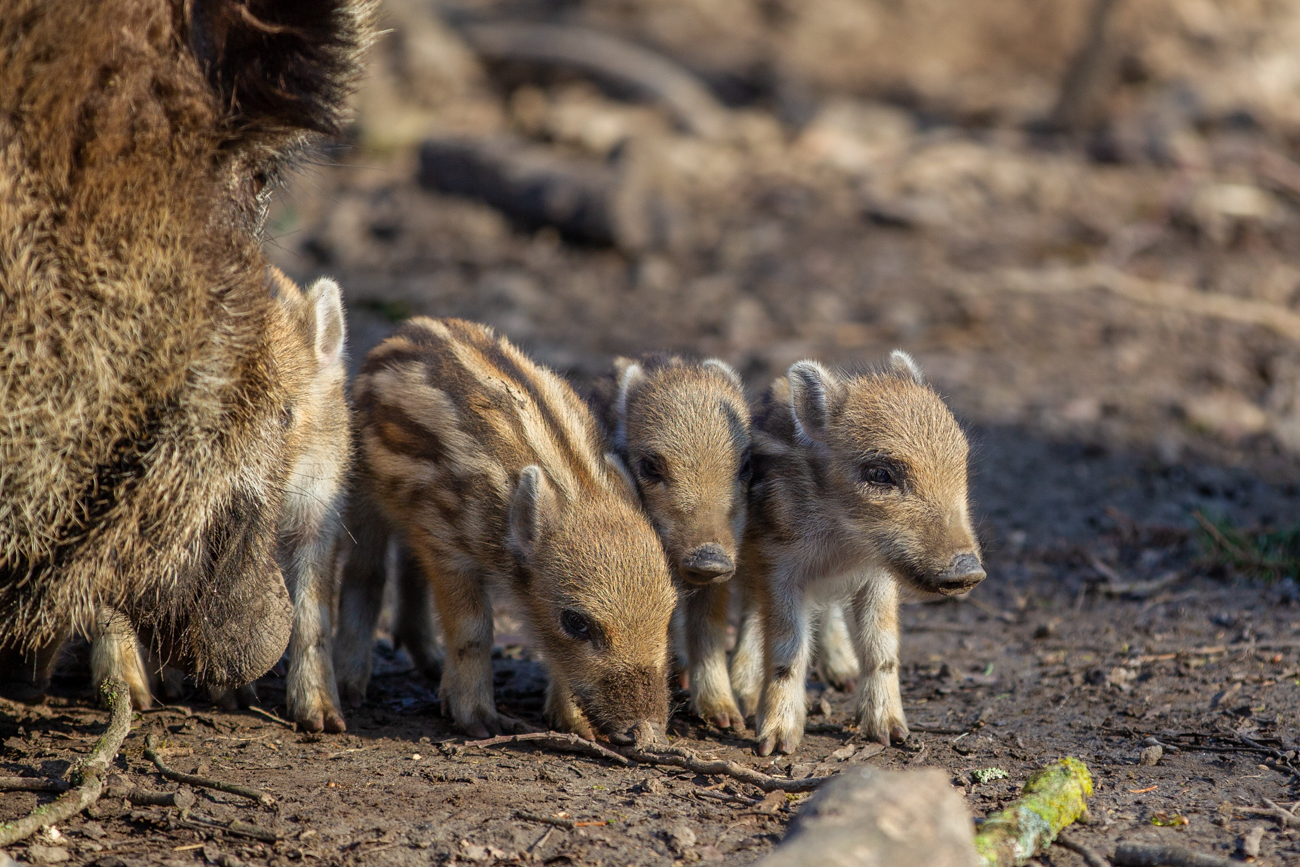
[285,530,347,733]
[544,672,593,738]
[683,583,743,731]
[728,579,764,719]
[849,572,908,746]
[755,582,811,756]
[814,603,860,692]
[333,495,390,708]
[424,556,500,739]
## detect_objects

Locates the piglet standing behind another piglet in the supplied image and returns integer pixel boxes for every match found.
[729,352,984,756]
[589,354,752,731]
[334,318,677,744]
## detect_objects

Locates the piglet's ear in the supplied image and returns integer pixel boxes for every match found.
[788,360,843,446]
[186,0,376,138]
[508,466,554,562]
[611,359,646,451]
[888,349,924,385]
[306,278,346,369]
[702,359,744,392]
[603,452,638,501]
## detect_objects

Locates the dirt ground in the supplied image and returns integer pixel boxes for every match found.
[7,0,1300,864]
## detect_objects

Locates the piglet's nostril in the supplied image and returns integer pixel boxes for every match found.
[939,552,985,592]
[680,544,734,585]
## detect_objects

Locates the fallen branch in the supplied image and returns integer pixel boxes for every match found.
[0,777,71,793]
[1243,798,1300,828]
[247,706,296,730]
[959,265,1300,342]
[621,743,824,793]
[974,757,1094,866]
[181,812,280,842]
[1113,842,1237,867]
[0,677,132,847]
[463,731,633,766]
[1055,832,1112,867]
[144,735,275,807]
[514,811,576,829]
[1048,0,1123,133]
[459,21,730,139]
[466,730,824,793]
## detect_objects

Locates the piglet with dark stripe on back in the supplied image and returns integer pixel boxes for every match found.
[334,318,677,745]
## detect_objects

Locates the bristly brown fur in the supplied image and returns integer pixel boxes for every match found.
[0,0,374,690]
[337,319,677,741]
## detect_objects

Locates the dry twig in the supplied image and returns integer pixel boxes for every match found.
[463,731,633,766]
[247,706,296,730]
[1056,831,1113,867]
[144,735,275,807]
[621,743,824,793]
[0,677,132,847]
[1113,842,1237,867]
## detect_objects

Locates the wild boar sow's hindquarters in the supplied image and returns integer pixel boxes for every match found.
[0,0,375,694]
[588,354,753,731]
[729,352,984,756]
[337,318,677,743]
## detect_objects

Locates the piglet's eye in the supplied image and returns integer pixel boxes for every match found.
[637,454,667,484]
[560,610,593,641]
[861,463,896,487]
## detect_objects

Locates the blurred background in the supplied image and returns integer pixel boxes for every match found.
[268,0,1300,556]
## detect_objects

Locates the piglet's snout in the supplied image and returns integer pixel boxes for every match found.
[679,543,734,585]
[934,552,985,595]
[608,719,666,748]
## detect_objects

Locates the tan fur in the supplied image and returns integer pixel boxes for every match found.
[730,353,984,755]
[0,0,374,694]
[336,319,677,741]
[590,354,752,730]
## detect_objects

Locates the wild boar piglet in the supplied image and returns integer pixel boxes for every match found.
[335,319,677,743]
[91,269,353,733]
[730,352,983,756]
[590,354,752,730]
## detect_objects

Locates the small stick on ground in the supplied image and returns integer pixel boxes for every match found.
[515,812,576,829]
[180,812,280,842]
[464,732,633,766]
[1113,842,1238,867]
[247,706,296,730]
[621,743,824,794]
[144,735,275,807]
[1245,799,1300,828]
[0,777,72,793]
[0,677,132,847]
[1056,831,1113,867]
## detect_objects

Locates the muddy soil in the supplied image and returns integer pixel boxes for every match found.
[8,1,1300,864]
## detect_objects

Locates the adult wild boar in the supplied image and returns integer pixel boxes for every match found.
[0,0,374,695]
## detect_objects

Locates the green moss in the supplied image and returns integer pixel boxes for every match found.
[1194,509,1300,582]
[973,757,1094,867]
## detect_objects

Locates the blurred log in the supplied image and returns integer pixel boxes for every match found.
[973,757,1094,866]
[418,135,654,251]
[460,22,730,140]
[754,766,980,867]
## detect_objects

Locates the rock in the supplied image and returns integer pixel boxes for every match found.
[754,766,980,867]
[1182,392,1269,442]
[663,824,697,856]
[1138,745,1163,766]
[24,846,70,864]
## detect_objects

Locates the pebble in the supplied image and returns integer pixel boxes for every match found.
[1139,745,1163,766]
[23,846,70,864]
